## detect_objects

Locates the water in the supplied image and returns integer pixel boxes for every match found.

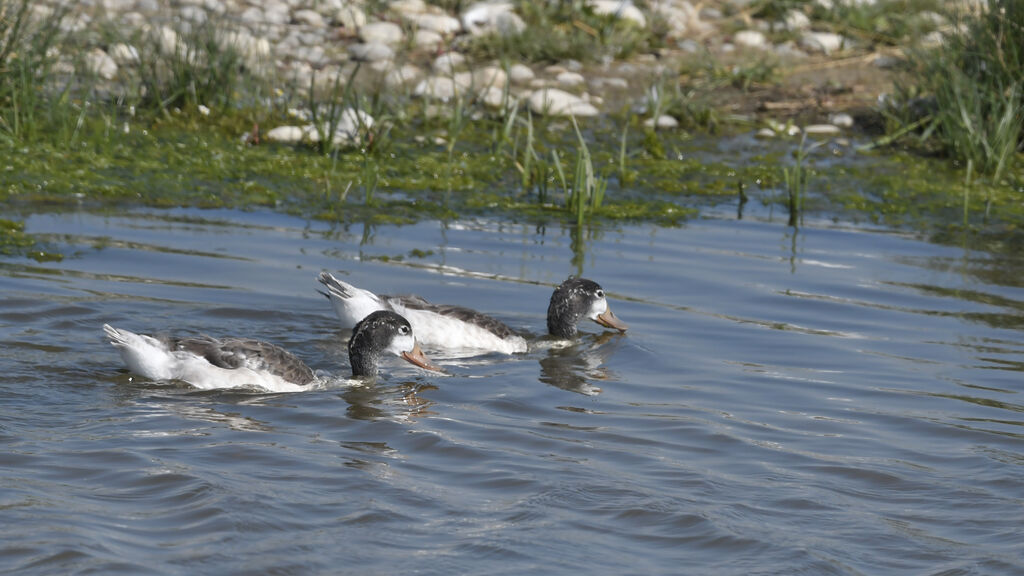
[1,207,1022,574]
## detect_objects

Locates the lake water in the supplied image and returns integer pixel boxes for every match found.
[1,206,1022,574]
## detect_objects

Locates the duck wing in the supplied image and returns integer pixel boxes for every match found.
[395,297,523,341]
[172,336,316,386]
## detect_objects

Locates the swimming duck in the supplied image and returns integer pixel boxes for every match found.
[103,310,438,392]
[317,273,628,355]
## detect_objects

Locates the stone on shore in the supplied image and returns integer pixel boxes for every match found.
[414,76,466,101]
[589,1,647,27]
[734,30,768,49]
[803,124,842,135]
[333,3,367,29]
[643,115,679,130]
[461,2,526,36]
[508,63,535,84]
[266,109,374,147]
[527,88,600,117]
[801,31,846,54]
[85,48,118,80]
[359,21,404,45]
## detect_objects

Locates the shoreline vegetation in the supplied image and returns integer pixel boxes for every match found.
[1,0,1021,260]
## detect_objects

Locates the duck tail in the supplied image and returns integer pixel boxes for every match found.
[317,272,386,330]
[102,324,176,381]
[317,271,357,300]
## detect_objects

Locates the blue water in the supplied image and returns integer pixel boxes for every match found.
[1,208,1022,574]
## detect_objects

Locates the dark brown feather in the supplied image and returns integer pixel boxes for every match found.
[169,335,315,385]
[393,296,523,341]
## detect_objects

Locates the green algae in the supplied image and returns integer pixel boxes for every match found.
[0,218,62,262]
[1,105,1022,261]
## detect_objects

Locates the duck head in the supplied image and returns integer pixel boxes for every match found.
[349,310,441,377]
[546,277,628,339]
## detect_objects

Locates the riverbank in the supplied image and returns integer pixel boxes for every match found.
[1,0,1021,260]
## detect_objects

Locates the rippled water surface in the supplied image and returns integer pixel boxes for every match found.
[2,208,1022,574]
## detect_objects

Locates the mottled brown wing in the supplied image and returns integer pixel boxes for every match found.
[173,336,315,385]
[396,296,524,341]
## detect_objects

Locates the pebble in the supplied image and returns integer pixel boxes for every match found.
[592,77,629,90]
[643,115,679,130]
[334,4,367,29]
[384,64,424,87]
[413,29,444,48]
[85,48,118,80]
[766,120,801,136]
[654,0,711,39]
[461,2,525,36]
[405,12,462,35]
[265,108,373,147]
[783,10,811,30]
[801,31,846,54]
[478,86,506,108]
[472,66,508,89]
[432,52,467,75]
[37,0,915,145]
[507,63,535,85]
[803,124,842,135]
[734,30,768,49]
[266,125,312,144]
[348,42,395,63]
[527,88,600,117]
[829,113,854,128]
[414,76,464,101]
[108,43,139,65]
[359,21,404,45]
[556,71,586,87]
[293,9,326,28]
[589,1,647,28]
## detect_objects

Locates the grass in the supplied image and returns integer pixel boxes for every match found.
[2,0,1023,262]
[894,0,1023,184]
[565,116,607,227]
[782,133,823,227]
[751,0,945,46]
[131,21,252,113]
[0,0,75,144]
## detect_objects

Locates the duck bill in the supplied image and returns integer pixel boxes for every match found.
[401,342,443,373]
[594,307,629,332]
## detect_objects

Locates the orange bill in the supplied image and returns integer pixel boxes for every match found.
[594,306,628,332]
[401,342,444,372]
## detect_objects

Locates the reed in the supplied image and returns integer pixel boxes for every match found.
[0,0,75,143]
[133,20,249,113]
[897,0,1022,184]
[566,115,608,227]
[783,133,822,227]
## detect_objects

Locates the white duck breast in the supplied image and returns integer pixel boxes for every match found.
[318,273,628,355]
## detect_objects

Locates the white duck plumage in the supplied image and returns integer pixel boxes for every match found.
[103,311,438,392]
[317,273,628,356]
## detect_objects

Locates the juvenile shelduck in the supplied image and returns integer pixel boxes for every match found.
[317,273,628,355]
[103,310,438,392]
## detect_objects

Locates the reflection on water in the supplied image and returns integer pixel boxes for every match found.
[538,332,627,396]
[339,382,439,421]
[1,208,1022,574]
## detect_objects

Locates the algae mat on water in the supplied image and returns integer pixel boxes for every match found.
[1,113,1021,260]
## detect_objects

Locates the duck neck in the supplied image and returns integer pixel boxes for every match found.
[348,341,381,378]
[547,306,580,339]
